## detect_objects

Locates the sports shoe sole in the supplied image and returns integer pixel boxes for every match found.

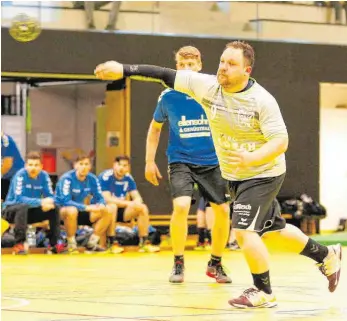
[229,300,278,309]
[206,270,232,284]
[329,243,342,293]
[169,278,184,283]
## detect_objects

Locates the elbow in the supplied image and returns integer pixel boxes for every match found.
[148,127,161,142]
[280,136,289,153]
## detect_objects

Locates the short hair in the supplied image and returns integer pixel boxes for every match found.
[74,153,91,163]
[26,151,41,162]
[225,41,255,68]
[114,155,130,163]
[175,46,202,63]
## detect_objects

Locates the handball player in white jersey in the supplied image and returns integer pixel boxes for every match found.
[95,41,342,309]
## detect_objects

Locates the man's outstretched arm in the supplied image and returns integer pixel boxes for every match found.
[95,60,216,104]
[95,61,176,88]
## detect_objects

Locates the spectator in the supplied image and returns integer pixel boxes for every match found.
[342,1,347,24]
[318,1,344,24]
[74,1,121,30]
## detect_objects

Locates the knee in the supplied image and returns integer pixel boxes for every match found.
[63,207,78,219]
[173,202,190,217]
[133,204,148,217]
[234,230,258,247]
[100,207,113,222]
[106,204,118,215]
[139,204,149,217]
[234,229,247,245]
[214,203,230,218]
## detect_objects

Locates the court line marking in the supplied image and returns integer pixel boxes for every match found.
[1,296,246,312]
[4,295,342,316]
[1,309,166,321]
[1,297,30,309]
[3,299,341,318]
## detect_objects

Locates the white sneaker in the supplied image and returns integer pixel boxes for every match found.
[317,243,342,292]
[138,244,160,253]
[68,243,79,254]
[228,287,277,309]
[109,244,124,254]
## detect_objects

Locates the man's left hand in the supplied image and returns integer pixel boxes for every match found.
[224,150,255,168]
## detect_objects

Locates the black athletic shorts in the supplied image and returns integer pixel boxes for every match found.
[58,206,94,226]
[76,211,93,226]
[116,208,127,223]
[1,178,11,201]
[168,162,227,205]
[229,173,286,236]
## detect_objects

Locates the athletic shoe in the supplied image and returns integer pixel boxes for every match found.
[138,244,160,253]
[46,243,68,254]
[206,262,232,283]
[228,287,277,308]
[227,241,241,251]
[85,244,106,254]
[67,243,79,255]
[194,242,206,251]
[204,241,212,250]
[169,261,184,283]
[110,243,125,254]
[12,243,28,255]
[317,243,342,292]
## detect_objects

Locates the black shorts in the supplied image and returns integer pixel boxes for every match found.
[1,178,11,201]
[229,173,286,236]
[2,205,57,224]
[58,206,94,226]
[168,163,227,205]
[116,208,126,223]
[77,211,93,226]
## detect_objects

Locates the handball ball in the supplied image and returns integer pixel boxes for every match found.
[9,13,41,42]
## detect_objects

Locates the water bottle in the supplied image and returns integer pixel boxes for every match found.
[27,225,36,247]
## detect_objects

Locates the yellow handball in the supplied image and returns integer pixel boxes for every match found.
[9,13,41,42]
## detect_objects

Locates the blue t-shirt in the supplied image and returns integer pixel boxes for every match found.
[98,169,137,199]
[4,168,54,208]
[1,134,25,179]
[153,88,218,165]
[55,170,105,211]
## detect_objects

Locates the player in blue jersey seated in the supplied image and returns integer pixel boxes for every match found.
[1,132,25,200]
[55,154,112,254]
[145,46,231,283]
[2,151,64,254]
[99,155,160,253]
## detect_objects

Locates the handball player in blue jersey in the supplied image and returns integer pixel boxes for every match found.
[55,154,112,253]
[99,155,160,253]
[2,151,62,254]
[1,132,24,200]
[145,46,231,283]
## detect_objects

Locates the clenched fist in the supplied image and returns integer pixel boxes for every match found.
[94,61,124,81]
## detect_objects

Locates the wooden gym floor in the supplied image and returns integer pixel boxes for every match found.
[1,248,347,321]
